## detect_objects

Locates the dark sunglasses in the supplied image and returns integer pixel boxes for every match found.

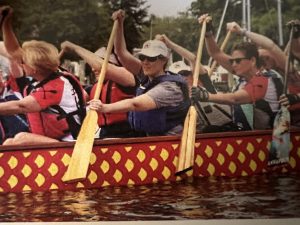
[139,55,163,62]
[229,57,249,65]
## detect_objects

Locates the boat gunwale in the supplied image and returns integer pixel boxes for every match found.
[1,128,299,152]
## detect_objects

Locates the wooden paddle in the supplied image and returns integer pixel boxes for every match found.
[208,30,232,76]
[176,20,207,175]
[268,23,294,166]
[63,21,118,182]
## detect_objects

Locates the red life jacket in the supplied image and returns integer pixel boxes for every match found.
[90,80,135,126]
[24,71,86,140]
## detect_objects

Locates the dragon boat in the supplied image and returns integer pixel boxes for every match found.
[0,129,300,193]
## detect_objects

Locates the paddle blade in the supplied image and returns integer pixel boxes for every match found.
[176,106,197,175]
[268,106,291,166]
[63,110,98,182]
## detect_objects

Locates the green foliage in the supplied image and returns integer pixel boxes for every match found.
[1,0,149,53]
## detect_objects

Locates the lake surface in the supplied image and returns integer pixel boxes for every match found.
[0,172,299,222]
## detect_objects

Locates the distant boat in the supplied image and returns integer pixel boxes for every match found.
[0,129,299,193]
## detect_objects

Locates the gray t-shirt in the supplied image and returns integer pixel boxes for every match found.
[145,81,185,135]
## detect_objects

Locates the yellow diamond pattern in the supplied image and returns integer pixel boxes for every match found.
[8,156,18,169]
[0,153,3,158]
[173,156,178,167]
[216,141,222,146]
[76,182,84,188]
[296,135,300,141]
[125,146,132,152]
[138,168,147,181]
[90,152,96,165]
[205,145,213,158]
[247,143,255,154]
[238,152,246,163]
[137,150,146,162]
[186,170,193,176]
[0,166,4,178]
[217,153,225,165]
[289,156,296,168]
[150,158,158,171]
[236,140,242,145]
[149,145,156,151]
[113,169,122,182]
[23,152,31,158]
[21,164,32,178]
[160,148,169,161]
[162,166,171,179]
[258,150,266,162]
[241,171,248,176]
[297,147,300,158]
[48,163,58,176]
[100,160,110,173]
[226,144,234,156]
[112,151,121,164]
[128,179,135,185]
[125,159,134,172]
[50,183,58,190]
[101,148,108,153]
[195,142,200,148]
[8,175,18,188]
[34,155,45,168]
[49,151,57,156]
[22,185,31,192]
[103,181,110,186]
[61,154,70,166]
[249,160,257,171]
[195,155,203,167]
[88,170,98,184]
[229,162,237,174]
[35,174,45,187]
[172,144,179,150]
[256,138,263,143]
[207,163,215,175]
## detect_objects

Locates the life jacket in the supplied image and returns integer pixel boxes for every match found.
[128,74,190,135]
[24,71,86,139]
[90,80,135,126]
[254,70,283,127]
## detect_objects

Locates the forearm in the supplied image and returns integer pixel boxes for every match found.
[70,43,102,71]
[114,19,141,75]
[291,37,300,59]
[0,100,26,115]
[205,33,233,73]
[167,40,196,67]
[208,91,251,105]
[2,15,22,61]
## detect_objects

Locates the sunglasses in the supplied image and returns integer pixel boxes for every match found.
[139,55,163,62]
[229,57,249,65]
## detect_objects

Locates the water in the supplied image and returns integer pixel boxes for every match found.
[0,172,299,222]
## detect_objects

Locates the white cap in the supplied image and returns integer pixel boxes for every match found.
[168,61,191,74]
[94,47,120,66]
[137,40,170,58]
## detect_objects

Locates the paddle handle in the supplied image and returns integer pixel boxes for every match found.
[192,20,207,87]
[208,30,231,76]
[93,20,118,100]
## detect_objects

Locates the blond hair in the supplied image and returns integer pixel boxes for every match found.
[22,40,59,72]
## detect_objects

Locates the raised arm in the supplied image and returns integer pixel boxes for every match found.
[199,14,233,73]
[0,6,23,62]
[111,10,141,75]
[227,21,286,71]
[60,41,135,87]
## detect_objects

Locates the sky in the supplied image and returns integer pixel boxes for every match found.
[146,0,194,17]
